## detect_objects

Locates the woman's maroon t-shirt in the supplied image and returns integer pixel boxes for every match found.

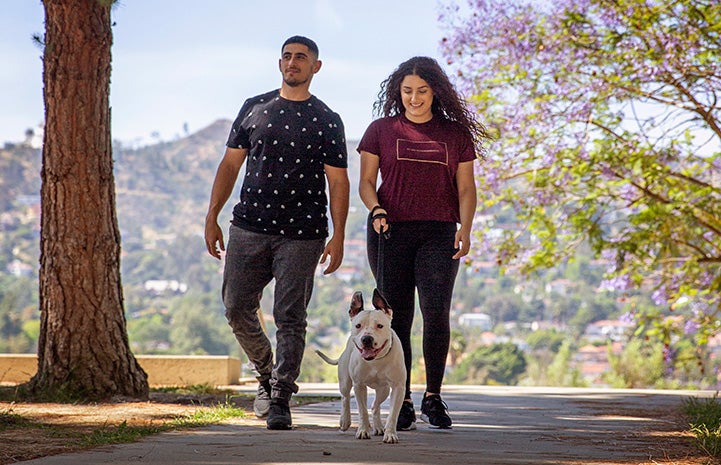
[357,114,476,223]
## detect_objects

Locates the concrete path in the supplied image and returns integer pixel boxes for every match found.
[19,384,714,465]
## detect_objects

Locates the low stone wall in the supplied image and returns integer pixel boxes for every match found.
[0,354,242,387]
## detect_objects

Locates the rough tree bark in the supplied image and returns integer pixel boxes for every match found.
[29,0,148,400]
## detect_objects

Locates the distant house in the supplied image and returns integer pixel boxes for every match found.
[458,312,493,330]
[574,341,623,385]
[584,319,633,342]
[545,278,575,295]
[144,279,188,295]
[7,259,33,277]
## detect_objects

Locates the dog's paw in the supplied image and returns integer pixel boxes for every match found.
[372,425,384,436]
[383,431,400,444]
[355,427,371,440]
[340,413,351,431]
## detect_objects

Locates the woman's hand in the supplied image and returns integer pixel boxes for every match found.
[371,206,389,235]
[453,227,471,259]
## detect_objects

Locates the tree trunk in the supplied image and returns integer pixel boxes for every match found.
[29,0,148,400]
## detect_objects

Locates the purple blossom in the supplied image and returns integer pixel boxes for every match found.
[440,0,721,352]
[651,287,668,306]
[619,311,635,325]
[599,273,632,292]
[662,345,676,365]
[684,319,700,336]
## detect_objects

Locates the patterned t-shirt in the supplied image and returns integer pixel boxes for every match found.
[357,114,476,223]
[226,90,347,239]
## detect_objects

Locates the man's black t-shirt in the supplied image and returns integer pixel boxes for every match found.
[226,90,347,239]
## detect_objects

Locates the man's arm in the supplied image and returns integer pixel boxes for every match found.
[204,147,247,259]
[320,164,350,274]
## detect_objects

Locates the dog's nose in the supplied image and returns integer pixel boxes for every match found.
[361,335,374,348]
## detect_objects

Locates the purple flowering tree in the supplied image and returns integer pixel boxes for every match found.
[439,0,720,348]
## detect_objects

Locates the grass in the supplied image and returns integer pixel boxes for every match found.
[0,409,33,431]
[0,383,334,456]
[683,393,721,458]
[0,383,250,457]
[78,403,247,447]
[152,382,226,395]
[77,385,251,447]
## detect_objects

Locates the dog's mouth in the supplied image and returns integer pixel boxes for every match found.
[355,339,388,361]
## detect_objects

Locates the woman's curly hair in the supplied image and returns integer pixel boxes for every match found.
[373,56,488,155]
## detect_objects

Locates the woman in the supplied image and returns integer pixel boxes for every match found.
[357,56,486,430]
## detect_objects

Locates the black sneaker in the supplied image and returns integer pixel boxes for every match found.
[266,398,292,430]
[253,379,272,418]
[396,399,417,431]
[420,394,452,429]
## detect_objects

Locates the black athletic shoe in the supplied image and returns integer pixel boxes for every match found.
[420,394,452,429]
[253,379,272,418]
[396,399,417,431]
[266,398,292,430]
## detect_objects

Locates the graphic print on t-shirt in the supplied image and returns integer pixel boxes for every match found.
[396,139,448,165]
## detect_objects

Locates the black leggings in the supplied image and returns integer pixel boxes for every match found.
[367,217,460,399]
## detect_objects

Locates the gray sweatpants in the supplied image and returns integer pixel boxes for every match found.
[222,224,324,400]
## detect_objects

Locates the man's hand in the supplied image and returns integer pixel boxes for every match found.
[204,219,225,260]
[320,234,344,274]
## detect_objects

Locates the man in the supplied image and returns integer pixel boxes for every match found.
[204,36,349,430]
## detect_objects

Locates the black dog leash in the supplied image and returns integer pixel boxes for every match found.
[377,223,385,294]
[370,206,390,293]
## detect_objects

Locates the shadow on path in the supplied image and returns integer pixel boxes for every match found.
[20,385,715,465]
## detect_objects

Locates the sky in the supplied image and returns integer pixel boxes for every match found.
[0,0,452,146]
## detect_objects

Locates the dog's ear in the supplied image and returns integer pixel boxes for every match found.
[349,291,364,318]
[372,288,393,318]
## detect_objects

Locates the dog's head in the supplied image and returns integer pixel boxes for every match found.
[348,289,393,361]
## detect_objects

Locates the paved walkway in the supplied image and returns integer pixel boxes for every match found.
[20,384,714,465]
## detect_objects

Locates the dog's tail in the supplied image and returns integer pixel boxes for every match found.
[314,349,339,366]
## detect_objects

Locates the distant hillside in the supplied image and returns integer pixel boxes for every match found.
[0,142,42,213]
[0,118,363,265]
[114,119,232,241]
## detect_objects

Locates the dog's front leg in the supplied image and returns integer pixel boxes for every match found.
[353,384,371,439]
[338,367,353,431]
[382,384,405,444]
[339,393,352,431]
[372,385,390,436]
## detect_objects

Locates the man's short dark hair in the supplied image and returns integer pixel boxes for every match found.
[282,36,319,58]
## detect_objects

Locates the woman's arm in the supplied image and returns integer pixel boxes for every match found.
[359,150,388,234]
[453,160,477,259]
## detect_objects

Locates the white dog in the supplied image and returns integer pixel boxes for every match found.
[316,289,406,444]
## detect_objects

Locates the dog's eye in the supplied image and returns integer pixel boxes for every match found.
[355,323,361,329]
[377,324,383,329]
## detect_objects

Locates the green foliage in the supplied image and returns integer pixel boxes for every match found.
[523,335,587,387]
[441,0,721,351]
[526,329,565,353]
[684,395,721,458]
[78,403,245,447]
[604,339,664,388]
[0,275,38,352]
[546,340,587,387]
[0,410,33,431]
[448,342,527,385]
[167,294,236,356]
